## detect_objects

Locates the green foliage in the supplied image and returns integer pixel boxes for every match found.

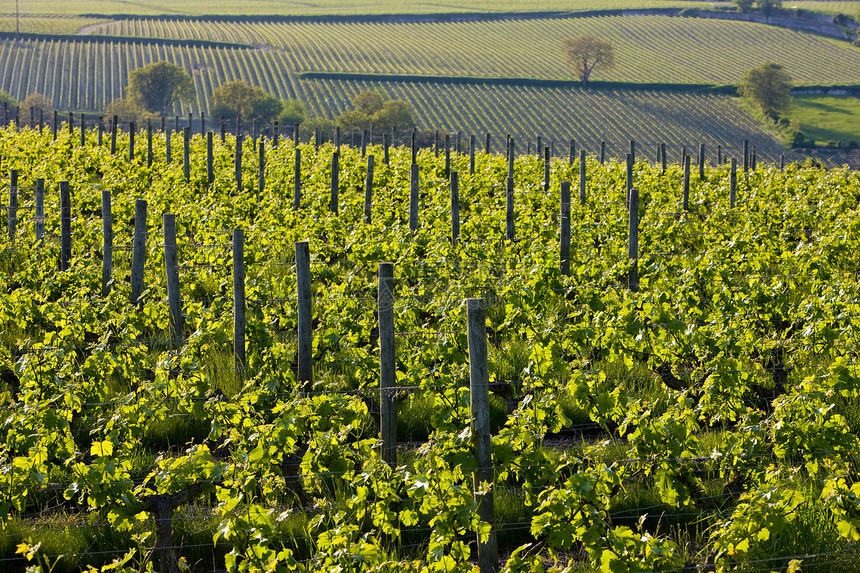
[336,90,414,130]
[278,99,307,126]
[758,0,783,16]
[735,0,754,13]
[0,89,15,108]
[738,61,792,119]
[126,60,194,115]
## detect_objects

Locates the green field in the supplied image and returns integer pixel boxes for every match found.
[792,95,860,146]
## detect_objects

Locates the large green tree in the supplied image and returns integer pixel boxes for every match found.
[127,61,195,115]
[738,62,792,118]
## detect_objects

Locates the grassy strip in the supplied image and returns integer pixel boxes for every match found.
[791,95,860,146]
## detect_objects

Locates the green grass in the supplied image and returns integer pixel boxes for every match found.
[0,16,106,35]
[792,95,860,146]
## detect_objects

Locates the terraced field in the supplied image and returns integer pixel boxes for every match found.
[90,15,860,85]
[0,15,105,35]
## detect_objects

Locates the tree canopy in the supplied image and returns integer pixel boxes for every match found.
[127,61,194,115]
[336,91,414,130]
[561,35,616,85]
[738,62,792,118]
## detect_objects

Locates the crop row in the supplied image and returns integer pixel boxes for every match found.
[91,15,860,85]
[0,38,787,160]
[1,125,860,572]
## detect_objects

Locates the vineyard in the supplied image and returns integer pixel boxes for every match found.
[86,15,860,86]
[1,121,860,572]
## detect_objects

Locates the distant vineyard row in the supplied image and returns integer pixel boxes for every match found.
[87,15,860,85]
[0,37,785,158]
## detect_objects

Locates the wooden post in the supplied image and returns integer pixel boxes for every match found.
[130,199,148,305]
[101,189,112,296]
[383,133,390,165]
[485,133,491,154]
[294,148,302,210]
[660,143,667,174]
[80,117,86,147]
[296,241,313,391]
[411,129,417,165]
[364,154,374,223]
[779,154,785,170]
[730,158,737,209]
[272,121,279,148]
[7,170,17,242]
[743,140,749,174]
[53,111,59,142]
[466,298,498,573]
[60,181,72,271]
[206,132,214,186]
[330,151,339,214]
[335,126,341,150]
[568,139,575,167]
[470,135,476,175]
[579,149,586,206]
[506,176,514,241]
[293,123,299,147]
[258,139,265,198]
[183,127,191,183]
[629,139,635,164]
[450,171,460,243]
[235,133,243,194]
[68,111,73,135]
[201,113,205,136]
[560,181,570,276]
[129,121,136,162]
[147,120,153,167]
[166,128,172,164]
[600,140,606,164]
[35,178,44,246]
[409,163,419,231]
[626,153,633,206]
[378,262,397,467]
[683,155,690,211]
[628,187,639,292]
[717,145,723,165]
[699,143,705,180]
[507,139,515,179]
[445,134,451,179]
[163,214,183,344]
[543,146,550,192]
[233,229,246,370]
[751,146,757,171]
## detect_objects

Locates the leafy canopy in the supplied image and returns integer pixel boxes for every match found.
[127,61,194,115]
[561,35,616,85]
[738,61,792,118]
[336,90,414,130]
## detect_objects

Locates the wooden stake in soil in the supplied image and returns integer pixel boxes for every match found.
[163,214,183,345]
[294,148,302,210]
[101,189,112,296]
[233,229,246,371]
[206,132,214,186]
[364,154,374,224]
[378,262,397,467]
[660,143,667,174]
[730,158,737,209]
[35,178,44,247]
[600,140,606,164]
[130,198,148,305]
[445,134,451,178]
[628,187,639,293]
[485,133,491,154]
[258,139,265,199]
[60,181,72,272]
[183,127,191,183]
[579,149,587,206]
[7,170,17,242]
[235,133,243,194]
[698,143,705,180]
[506,176,515,241]
[743,140,749,174]
[560,181,571,276]
[409,163,419,231]
[129,121,136,162]
[146,120,153,166]
[544,146,551,192]
[569,139,575,166]
[450,171,460,243]
[384,133,390,165]
[466,298,499,573]
[330,150,339,214]
[683,155,691,211]
[626,153,633,206]
[296,241,313,391]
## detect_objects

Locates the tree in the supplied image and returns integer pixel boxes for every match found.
[372,100,414,129]
[0,90,15,108]
[248,93,283,125]
[20,93,53,117]
[562,35,616,85]
[757,0,781,16]
[105,97,157,123]
[734,0,754,13]
[211,80,265,120]
[352,91,384,115]
[127,61,194,115]
[278,99,306,126]
[738,62,792,118]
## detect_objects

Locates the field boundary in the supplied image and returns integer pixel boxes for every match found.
[0,31,251,49]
